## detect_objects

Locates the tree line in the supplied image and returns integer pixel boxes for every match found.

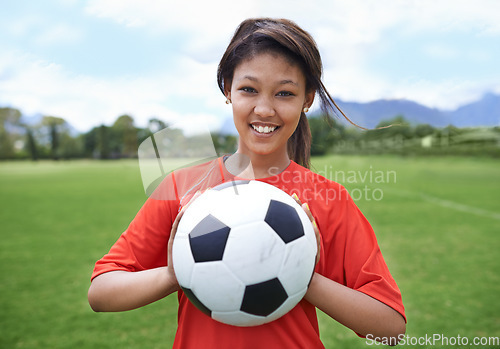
[0,107,237,161]
[310,115,500,157]
[1,106,498,161]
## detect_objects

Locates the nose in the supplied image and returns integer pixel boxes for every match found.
[253,96,276,118]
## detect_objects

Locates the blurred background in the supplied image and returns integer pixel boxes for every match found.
[1,0,499,348]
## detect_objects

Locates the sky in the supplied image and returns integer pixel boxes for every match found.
[1,0,500,133]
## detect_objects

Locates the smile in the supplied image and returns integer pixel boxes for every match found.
[251,124,279,134]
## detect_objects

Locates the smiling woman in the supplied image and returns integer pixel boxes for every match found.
[88,18,406,349]
[217,18,364,169]
[227,52,313,176]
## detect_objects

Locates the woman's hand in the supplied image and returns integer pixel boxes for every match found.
[166,207,184,292]
[292,193,320,265]
[293,192,406,343]
[167,190,205,290]
[88,190,206,312]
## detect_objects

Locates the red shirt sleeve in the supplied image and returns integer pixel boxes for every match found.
[91,179,179,280]
[91,159,224,281]
[266,162,405,323]
[316,183,406,322]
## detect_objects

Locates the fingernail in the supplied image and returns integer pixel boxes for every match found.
[304,202,310,211]
[312,220,317,228]
[292,193,299,200]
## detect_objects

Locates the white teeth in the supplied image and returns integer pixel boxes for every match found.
[252,124,277,134]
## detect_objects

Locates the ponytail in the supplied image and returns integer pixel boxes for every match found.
[288,112,311,168]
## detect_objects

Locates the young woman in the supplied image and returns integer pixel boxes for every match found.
[88,18,406,348]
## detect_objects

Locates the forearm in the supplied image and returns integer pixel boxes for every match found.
[305,273,405,343]
[88,267,179,312]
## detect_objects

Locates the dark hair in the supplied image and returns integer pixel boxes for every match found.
[217,18,356,168]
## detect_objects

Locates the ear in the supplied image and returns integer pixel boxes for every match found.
[224,78,232,100]
[304,90,315,109]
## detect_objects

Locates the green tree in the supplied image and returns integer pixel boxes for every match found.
[97,125,111,159]
[0,107,22,159]
[415,123,435,138]
[148,117,168,134]
[40,116,69,160]
[211,132,237,155]
[366,115,412,140]
[59,132,84,159]
[83,127,98,158]
[112,114,138,158]
[309,115,344,155]
[25,126,38,161]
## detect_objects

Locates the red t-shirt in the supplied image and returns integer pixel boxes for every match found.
[92,158,405,348]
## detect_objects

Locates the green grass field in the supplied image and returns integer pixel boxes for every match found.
[1,156,499,348]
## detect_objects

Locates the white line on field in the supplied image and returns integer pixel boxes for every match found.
[387,188,500,221]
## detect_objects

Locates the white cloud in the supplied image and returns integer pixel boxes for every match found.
[5,14,42,37]
[4,13,83,47]
[2,0,499,132]
[422,44,459,60]
[84,0,256,31]
[84,0,258,61]
[0,50,225,132]
[34,23,83,46]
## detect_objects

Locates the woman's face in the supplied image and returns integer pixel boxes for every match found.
[227,53,314,162]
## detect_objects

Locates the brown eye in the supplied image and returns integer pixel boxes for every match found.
[241,87,256,93]
[277,91,294,97]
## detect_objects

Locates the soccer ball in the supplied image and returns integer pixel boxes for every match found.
[172,180,317,327]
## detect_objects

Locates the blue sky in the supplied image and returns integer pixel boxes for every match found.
[1,0,499,132]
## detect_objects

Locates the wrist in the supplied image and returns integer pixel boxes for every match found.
[304,272,321,303]
[164,266,181,294]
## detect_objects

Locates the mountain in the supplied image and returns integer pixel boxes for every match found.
[335,93,500,129]
[218,93,499,134]
[446,93,500,127]
[219,116,238,135]
[336,99,450,128]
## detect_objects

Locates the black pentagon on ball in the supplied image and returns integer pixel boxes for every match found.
[181,286,212,316]
[240,278,288,317]
[264,199,305,243]
[189,214,231,263]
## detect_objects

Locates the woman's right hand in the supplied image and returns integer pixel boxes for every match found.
[88,190,205,312]
[166,205,185,292]
[167,190,204,292]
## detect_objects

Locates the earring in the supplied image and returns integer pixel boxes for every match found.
[303,107,309,113]
[226,98,231,105]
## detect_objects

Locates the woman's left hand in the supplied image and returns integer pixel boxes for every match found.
[292,193,320,265]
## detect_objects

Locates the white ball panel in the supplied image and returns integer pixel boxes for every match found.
[171,235,195,288]
[279,239,316,295]
[177,190,226,234]
[223,221,285,285]
[255,182,297,206]
[190,262,245,312]
[208,188,269,227]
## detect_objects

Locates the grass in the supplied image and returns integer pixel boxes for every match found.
[312,156,500,348]
[1,156,499,348]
